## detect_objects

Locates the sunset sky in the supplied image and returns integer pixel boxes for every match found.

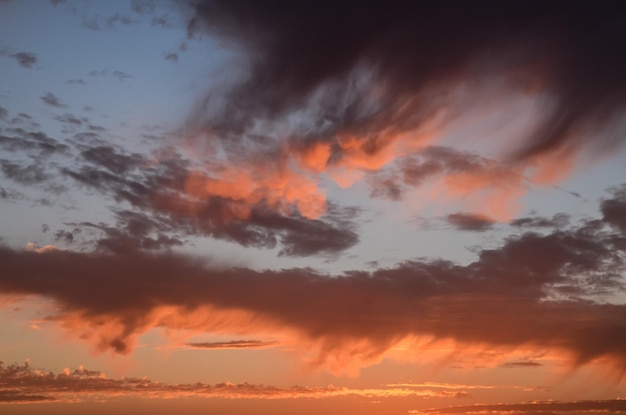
[2,1,626,414]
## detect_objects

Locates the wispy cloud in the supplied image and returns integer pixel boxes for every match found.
[410,399,626,415]
[186,340,278,350]
[0,361,466,404]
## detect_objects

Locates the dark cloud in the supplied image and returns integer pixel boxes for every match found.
[79,145,143,174]
[0,160,50,185]
[40,92,67,108]
[87,69,133,81]
[185,0,626,170]
[501,360,543,368]
[601,185,626,233]
[0,106,8,120]
[0,130,68,158]
[62,145,359,256]
[0,192,625,365]
[53,228,81,245]
[187,340,277,349]
[511,213,570,229]
[446,213,494,232]
[164,52,179,62]
[0,185,21,200]
[55,113,84,126]
[412,399,626,415]
[70,209,185,254]
[9,52,37,68]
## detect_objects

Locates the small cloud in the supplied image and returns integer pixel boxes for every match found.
[131,0,155,15]
[9,52,37,68]
[40,92,67,108]
[23,242,60,253]
[54,113,83,126]
[446,213,494,232]
[151,16,171,27]
[186,340,278,350]
[88,70,132,81]
[502,360,543,368]
[112,70,133,81]
[66,79,86,85]
[164,53,178,62]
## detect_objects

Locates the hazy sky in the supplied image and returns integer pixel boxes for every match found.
[2,1,626,414]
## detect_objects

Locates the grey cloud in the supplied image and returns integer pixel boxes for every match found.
[40,92,67,108]
[0,160,50,185]
[511,213,571,229]
[9,52,37,68]
[446,213,494,232]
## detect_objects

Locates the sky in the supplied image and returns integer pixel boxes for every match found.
[1,0,626,414]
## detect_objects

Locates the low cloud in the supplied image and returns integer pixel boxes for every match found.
[186,340,277,349]
[0,189,625,371]
[410,399,626,415]
[0,361,465,403]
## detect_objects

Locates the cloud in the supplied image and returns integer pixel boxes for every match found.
[9,52,37,68]
[66,79,86,85]
[0,160,50,185]
[185,0,626,173]
[601,185,626,233]
[40,93,67,108]
[410,399,626,415]
[0,190,625,371]
[0,361,465,404]
[82,14,137,30]
[186,340,277,349]
[367,147,527,220]
[164,52,178,62]
[446,213,494,232]
[0,129,68,158]
[87,70,133,81]
[60,144,359,256]
[54,113,84,127]
[511,213,570,229]
[501,360,543,368]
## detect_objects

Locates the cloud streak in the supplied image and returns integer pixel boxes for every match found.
[410,399,626,415]
[0,361,465,404]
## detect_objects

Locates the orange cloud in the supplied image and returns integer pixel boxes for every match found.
[0,361,467,404]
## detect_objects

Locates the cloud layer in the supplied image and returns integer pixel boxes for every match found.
[0,361,464,403]
[1,189,625,371]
